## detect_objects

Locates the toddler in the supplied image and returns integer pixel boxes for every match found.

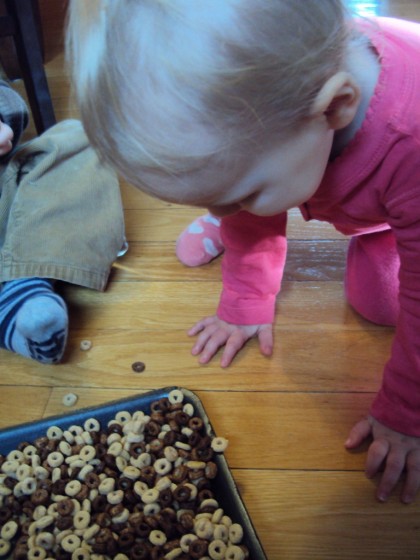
[0,80,126,364]
[67,1,420,503]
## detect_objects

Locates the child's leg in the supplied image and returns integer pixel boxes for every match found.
[0,278,68,363]
[345,230,399,326]
[0,120,126,292]
[176,213,224,267]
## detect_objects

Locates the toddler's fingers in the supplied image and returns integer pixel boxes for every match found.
[198,331,230,364]
[401,450,420,503]
[220,332,248,368]
[345,417,372,449]
[375,449,405,502]
[191,324,219,355]
[189,325,203,336]
[365,438,390,478]
[188,316,215,336]
[191,329,217,356]
[257,327,273,356]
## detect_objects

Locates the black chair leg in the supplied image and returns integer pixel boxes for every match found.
[5,0,55,134]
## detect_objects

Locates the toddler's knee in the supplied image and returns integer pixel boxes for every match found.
[345,232,399,326]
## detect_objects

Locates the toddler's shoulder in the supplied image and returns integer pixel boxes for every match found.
[361,16,420,54]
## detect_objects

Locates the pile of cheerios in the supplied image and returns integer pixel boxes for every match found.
[0,389,249,560]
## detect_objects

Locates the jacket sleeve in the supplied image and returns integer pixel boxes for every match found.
[216,211,287,325]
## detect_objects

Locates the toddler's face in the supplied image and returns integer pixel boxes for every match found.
[203,119,334,217]
[136,116,334,218]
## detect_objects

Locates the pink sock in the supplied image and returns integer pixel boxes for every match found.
[176,214,224,267]
[345,230,399,326]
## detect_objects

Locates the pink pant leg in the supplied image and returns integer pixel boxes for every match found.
[345,230,399,326]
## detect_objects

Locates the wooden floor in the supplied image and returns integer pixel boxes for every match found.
[1,1,420,558]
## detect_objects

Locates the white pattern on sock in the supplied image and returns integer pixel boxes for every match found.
[203,214,221,227]
[187,222,204,234]
[203,238,221,257]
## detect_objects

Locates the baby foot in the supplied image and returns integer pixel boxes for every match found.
[176,214,224,267]
[0,278,68,364]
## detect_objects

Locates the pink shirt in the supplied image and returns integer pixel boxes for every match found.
[217,18,420,436]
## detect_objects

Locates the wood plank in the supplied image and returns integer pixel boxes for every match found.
[234,469,420,560]
[0,326,391,393]
[57,281,377,328]
[108,239,349,283]
[0,277,393,394]
[123,207,347,243]
[120,184,346,242]
[0,386,51,429]
[119,184,355,243]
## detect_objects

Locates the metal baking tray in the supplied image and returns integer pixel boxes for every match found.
[0,386,267,560]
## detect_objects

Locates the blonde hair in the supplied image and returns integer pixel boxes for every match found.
[67,0,349,193]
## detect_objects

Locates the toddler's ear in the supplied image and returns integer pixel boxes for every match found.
[311,72,361,130]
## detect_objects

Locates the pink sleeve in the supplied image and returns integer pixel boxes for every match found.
[369,147,420,437]
[216,211,287,325]
[369,217,420,436]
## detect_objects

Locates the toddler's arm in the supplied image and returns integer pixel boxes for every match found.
[218,211,287,324]
[346,145,420,502]
[368,155,420,434]
[189,211,287,366]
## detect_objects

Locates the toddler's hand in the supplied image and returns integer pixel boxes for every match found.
[188,315,273,367]
[0,121,13,155]
[345,415,420,503]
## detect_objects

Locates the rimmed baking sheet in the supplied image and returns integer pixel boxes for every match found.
[0,386,267,559]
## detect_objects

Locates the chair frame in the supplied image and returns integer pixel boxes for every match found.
[0,0,55,133]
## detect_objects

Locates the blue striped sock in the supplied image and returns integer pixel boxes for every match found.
[0,278,68,364]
